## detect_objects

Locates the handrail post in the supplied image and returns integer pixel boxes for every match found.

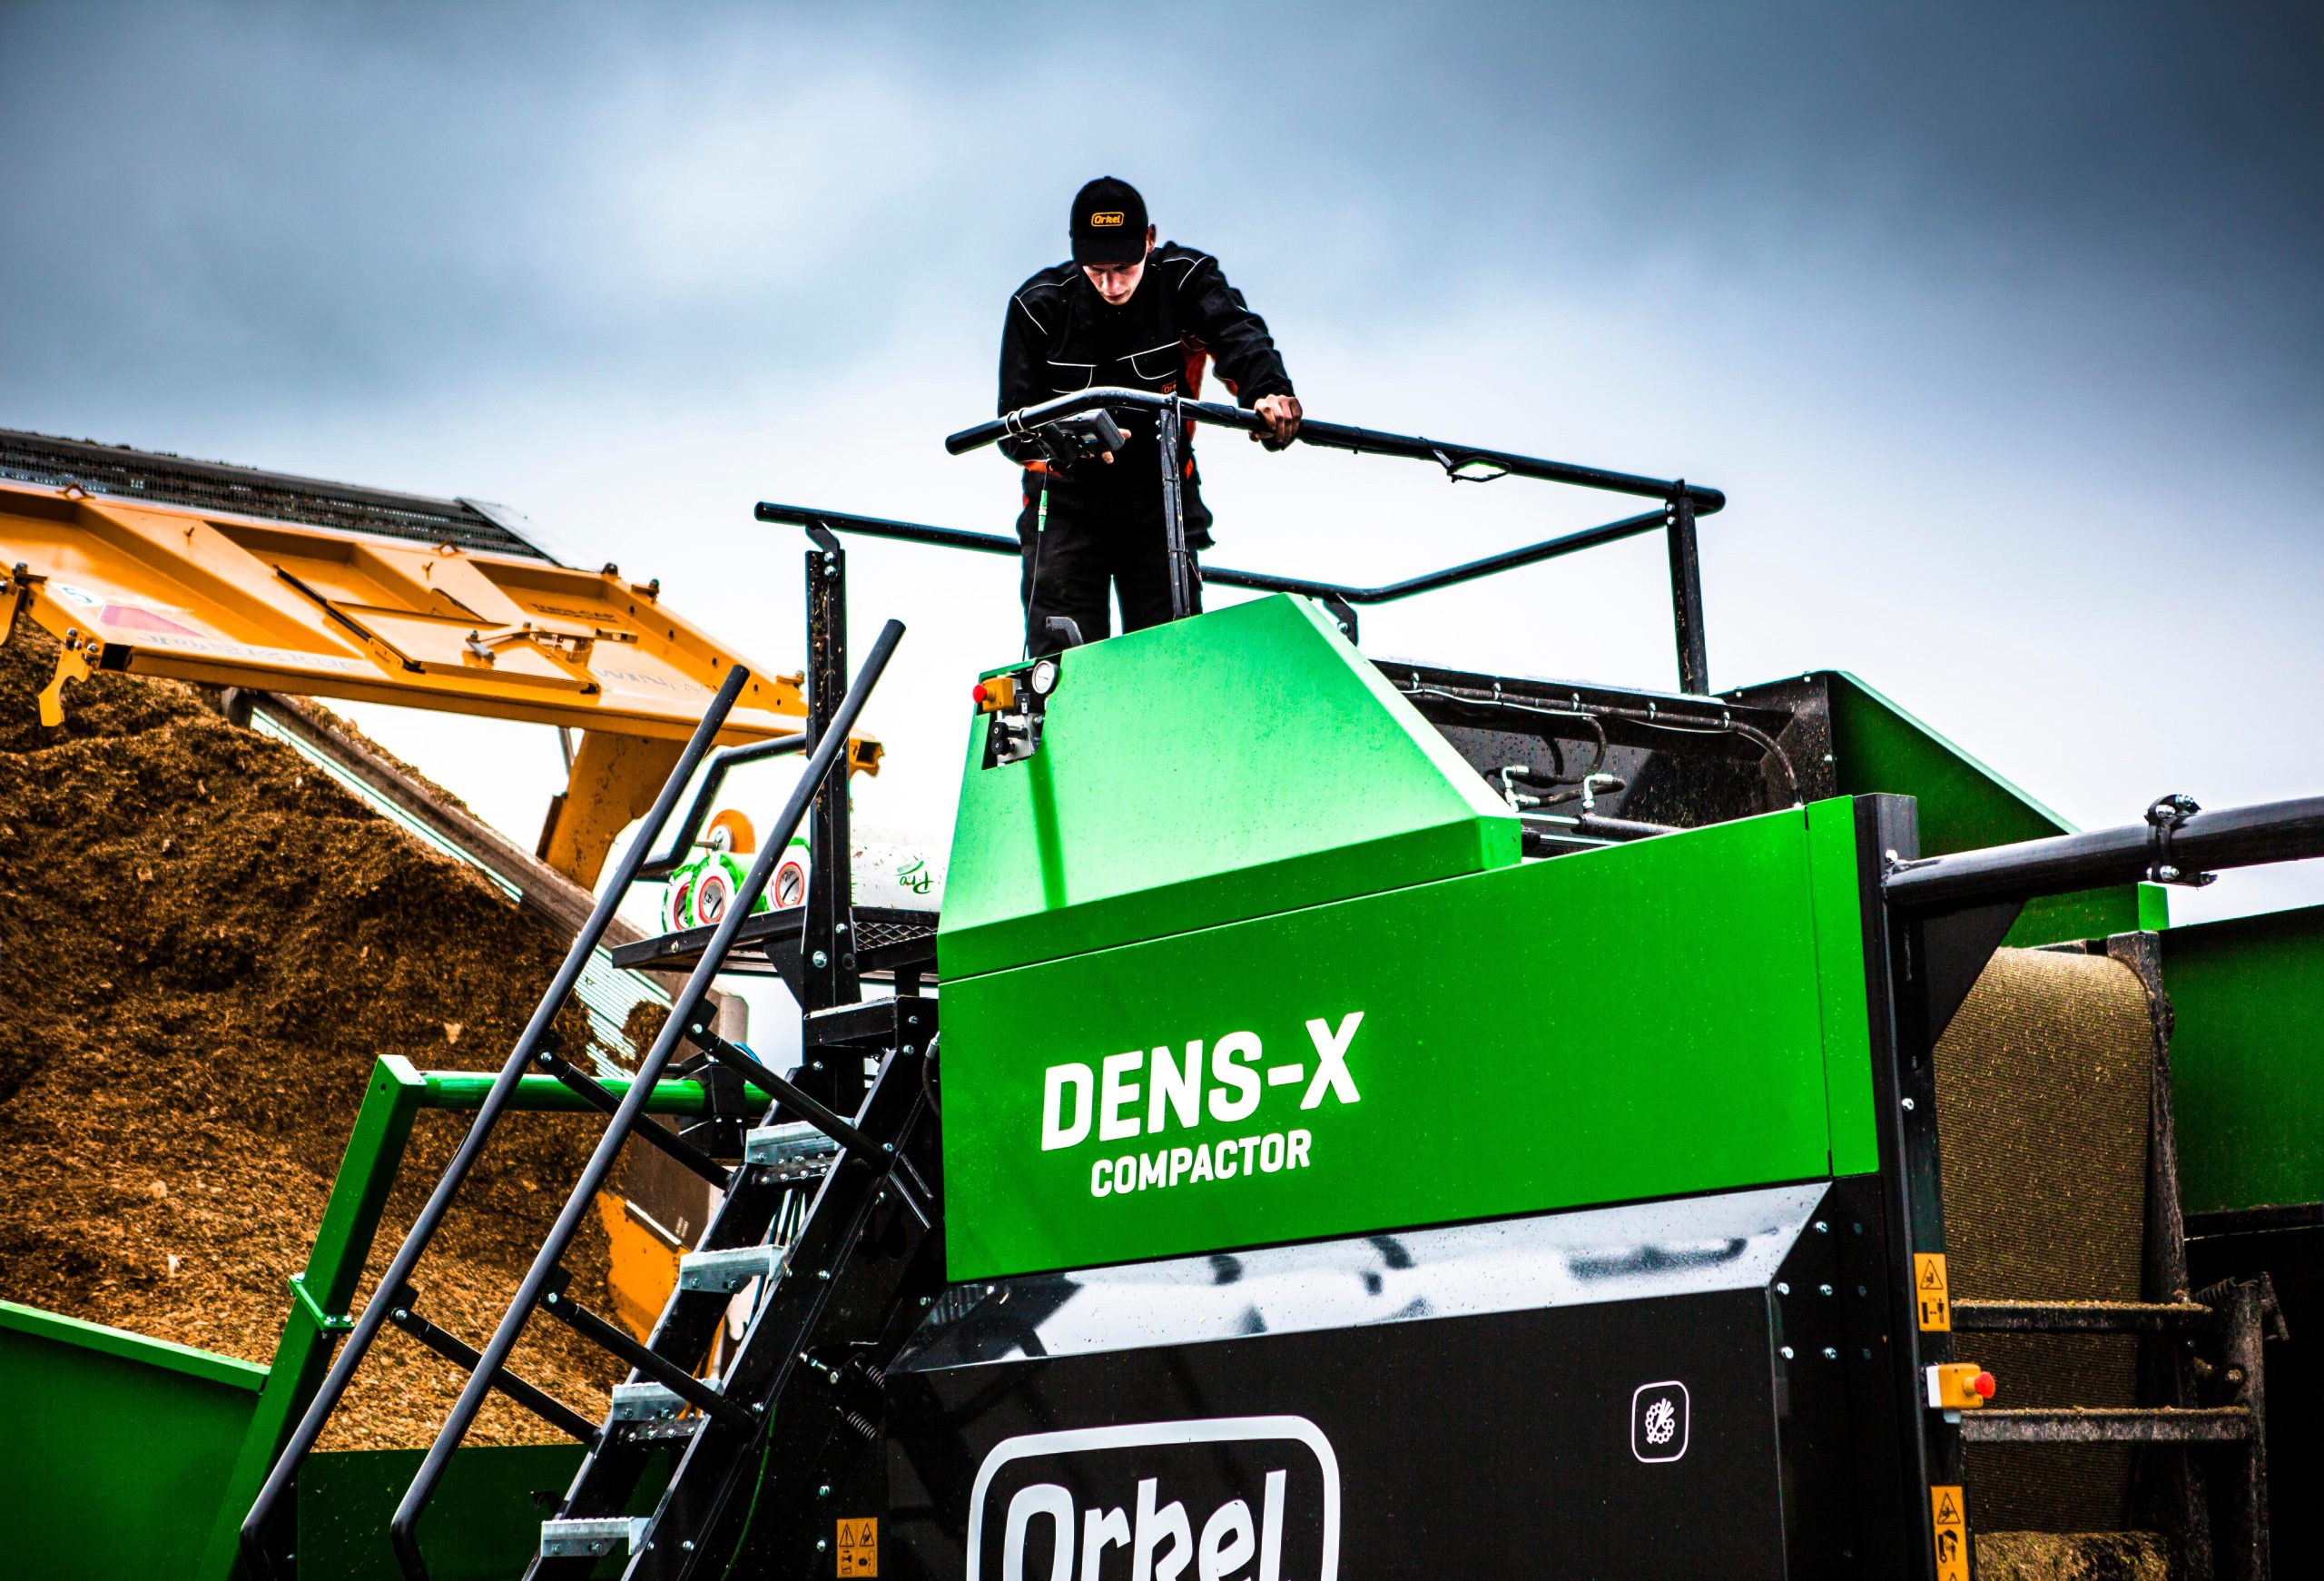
[1666,484,1710,696]
[803,525,861,1028]
[1157,397,1196,622]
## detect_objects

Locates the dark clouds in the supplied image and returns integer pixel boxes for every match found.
[5,4,2318,430]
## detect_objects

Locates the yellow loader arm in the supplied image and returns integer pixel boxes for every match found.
[1,464,878,886]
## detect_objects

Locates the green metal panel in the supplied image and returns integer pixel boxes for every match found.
[939,595,1520,980]
[1827,672,2162,944]
[2162,904,2324,1215]
[0,1297,270,1389]
[0,1300,264,1581]
[294,1446,666,1580]
[941,802,1877,1280]
[1807,798,1880,1177]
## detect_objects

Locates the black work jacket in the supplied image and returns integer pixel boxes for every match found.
[997,243,1295,478]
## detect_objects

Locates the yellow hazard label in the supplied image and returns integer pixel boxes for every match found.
[837,1517,878,1577]
[1915,1252,1951,1332]
[1930,1485,1966,1581]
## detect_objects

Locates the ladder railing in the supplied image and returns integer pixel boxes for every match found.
[238,661,756,1577]
[383,619,907,1579]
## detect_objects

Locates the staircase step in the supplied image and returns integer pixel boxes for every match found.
[608,905,801,977]
[606,1382,689,1423]
[678,1242,783,1294]
[540,1517,650,1558]
[607,904,938,980]
[533,1037,941,1575]
[1950,1298,2212,1333]
[746,1120,843,1176]
[1976,1531,2169,1581]
[803,994,934,1047]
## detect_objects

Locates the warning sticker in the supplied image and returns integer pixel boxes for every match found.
[837,1517,878,1577]
[1930,1485,1966,1581]
[1915,1252,1951,1332]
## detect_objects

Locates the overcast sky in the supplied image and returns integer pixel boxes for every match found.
[5,1,2319,929]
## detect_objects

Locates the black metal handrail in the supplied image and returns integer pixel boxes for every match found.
[1882,794,2324,912]
[386,619,906,1580]
[839,388,1726,692]
[635,734,805,882]
[942,385,1727,512]
[754,499,1679,654]
[240,664,754,1577]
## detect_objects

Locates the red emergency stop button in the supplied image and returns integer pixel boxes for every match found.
[1926,1362,1995,1409]
[974,674,1018,713]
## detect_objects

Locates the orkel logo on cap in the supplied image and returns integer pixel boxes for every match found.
[1089,211,1126,227]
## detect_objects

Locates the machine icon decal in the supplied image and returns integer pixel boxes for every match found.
[1630,1380,1690,1463]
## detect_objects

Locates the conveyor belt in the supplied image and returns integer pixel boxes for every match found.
[0,428,553,560]
[1935,945,2157,1533]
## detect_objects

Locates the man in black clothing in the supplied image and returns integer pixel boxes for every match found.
[999,176,1301,655]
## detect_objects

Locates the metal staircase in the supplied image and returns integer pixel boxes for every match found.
[241,528,944,1580]
[525,1015,942,1577]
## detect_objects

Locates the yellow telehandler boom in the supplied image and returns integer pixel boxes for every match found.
[0,430,876,885]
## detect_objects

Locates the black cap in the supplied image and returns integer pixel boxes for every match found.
[1070,176,1148,265]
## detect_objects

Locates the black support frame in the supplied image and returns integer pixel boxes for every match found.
[1854,793,1960,1580]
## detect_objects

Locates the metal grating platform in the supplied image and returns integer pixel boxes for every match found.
[611,904,938,983]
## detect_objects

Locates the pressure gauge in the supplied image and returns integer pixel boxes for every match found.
[1029,657,1059,697]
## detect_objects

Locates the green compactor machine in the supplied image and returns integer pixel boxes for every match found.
[66,390,2321,1579]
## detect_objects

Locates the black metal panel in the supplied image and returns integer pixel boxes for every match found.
[1824,1171,1914,1577]
[871,1185,1876,1581]
[1722,673,1838,816]
[1916,901,2028,1046]
[900,1182,1826,1365]
[1379,659,1823,846]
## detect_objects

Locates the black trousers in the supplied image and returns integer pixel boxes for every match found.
[1015,469,1209,657]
